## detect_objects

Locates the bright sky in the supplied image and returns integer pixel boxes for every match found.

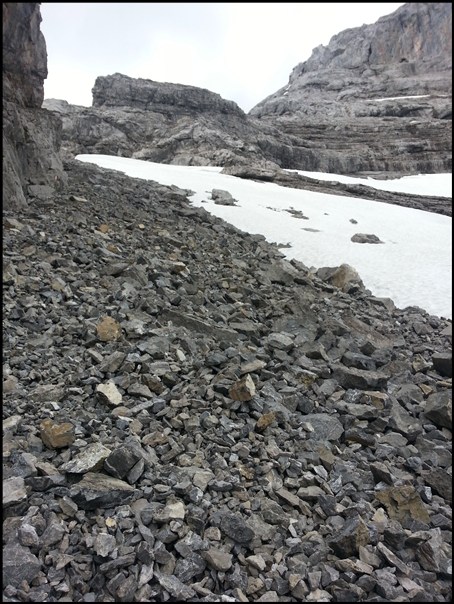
[40,2,404,112]
[76,155,452,319]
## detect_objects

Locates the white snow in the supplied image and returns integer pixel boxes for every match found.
[368,95,431,102]
[286,170,452,198]
[77,154,452,319]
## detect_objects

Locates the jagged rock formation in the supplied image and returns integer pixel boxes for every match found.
[44,3,451,180]
[250,2,452,176]
[44,74,290,169]
[2,3,65,209]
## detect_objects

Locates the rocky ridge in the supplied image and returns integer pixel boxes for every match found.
[43,74,290,171]
[2,158,452,602]
[44,3,452,179]
[250,2,452,176]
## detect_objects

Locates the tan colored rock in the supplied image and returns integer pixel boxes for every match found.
[97,224,110,233]
[375,485,430,524]
[96,316,122,342]
[40,419,75,449]
[255,411,276,432]
[229,374,256,401]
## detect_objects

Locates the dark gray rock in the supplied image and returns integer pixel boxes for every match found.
[2,543,41,588]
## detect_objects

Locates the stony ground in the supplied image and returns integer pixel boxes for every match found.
[3,159,452,602]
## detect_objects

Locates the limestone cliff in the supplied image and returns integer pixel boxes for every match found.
[250,2,452,175]
[45,73,290,168]
[43,2,451,177]
[2,2,65,208]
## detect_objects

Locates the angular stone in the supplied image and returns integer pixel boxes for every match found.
[328,516,369,557]
[431,352,452,377]
[104,446,142,480]
[39,419,75,449]
[153,500,186,523]
[421,469,452,503]
[93,532,117,557]
[424,390,452,429]
[155,572,195,599]
[266,332,294,351]
[219,512,255,543]
[202,548,233,572]
[18,523,39,548]
[388,399,423,442]
[302,413,344,442]
[332,364,388,390]
[96,316,122,342]
[376,542,411,575]
[2,544,41,587]
[60,443,111,474]
[70,472,136,510]
[229,374,256,401]
[96,381,123,406]
[3,477,27,508]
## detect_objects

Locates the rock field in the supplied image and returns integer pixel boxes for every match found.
[3,159,452,602]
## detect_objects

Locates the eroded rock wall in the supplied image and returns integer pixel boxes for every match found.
[2,2,65,208]
[250,2,452,176]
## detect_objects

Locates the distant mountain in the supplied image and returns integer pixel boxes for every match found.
[4,2,451,211]
[250,1,452,176]
[45,3,451,178]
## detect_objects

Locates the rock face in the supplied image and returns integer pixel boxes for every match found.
[44,3,451,179]
[2,2,65,209]
[44,73,289,169]
[250,2,452,175]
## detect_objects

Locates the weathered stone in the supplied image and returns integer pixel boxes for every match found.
[229,374,256,401]
[375,486,431,524]
[96,316,122,341]
[351,233,384,244]
[60,443,111,474]
[39,419,75,449]
[96,381,123,406]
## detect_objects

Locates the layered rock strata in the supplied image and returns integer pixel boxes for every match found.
[2,2,65,209]
[44,74,289,169]
[44,3,451,180]
[251,2,452,175]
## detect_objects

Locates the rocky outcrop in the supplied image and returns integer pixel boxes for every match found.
[2,2,65,209]
[2,158,452,602]
[221,165,452,216]
[44,3,451,180]
[250,2,452,176]
[44,73,290,169]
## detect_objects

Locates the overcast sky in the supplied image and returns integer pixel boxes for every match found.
[40,2,404,113]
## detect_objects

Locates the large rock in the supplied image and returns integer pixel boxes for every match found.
[2,2,65,208]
